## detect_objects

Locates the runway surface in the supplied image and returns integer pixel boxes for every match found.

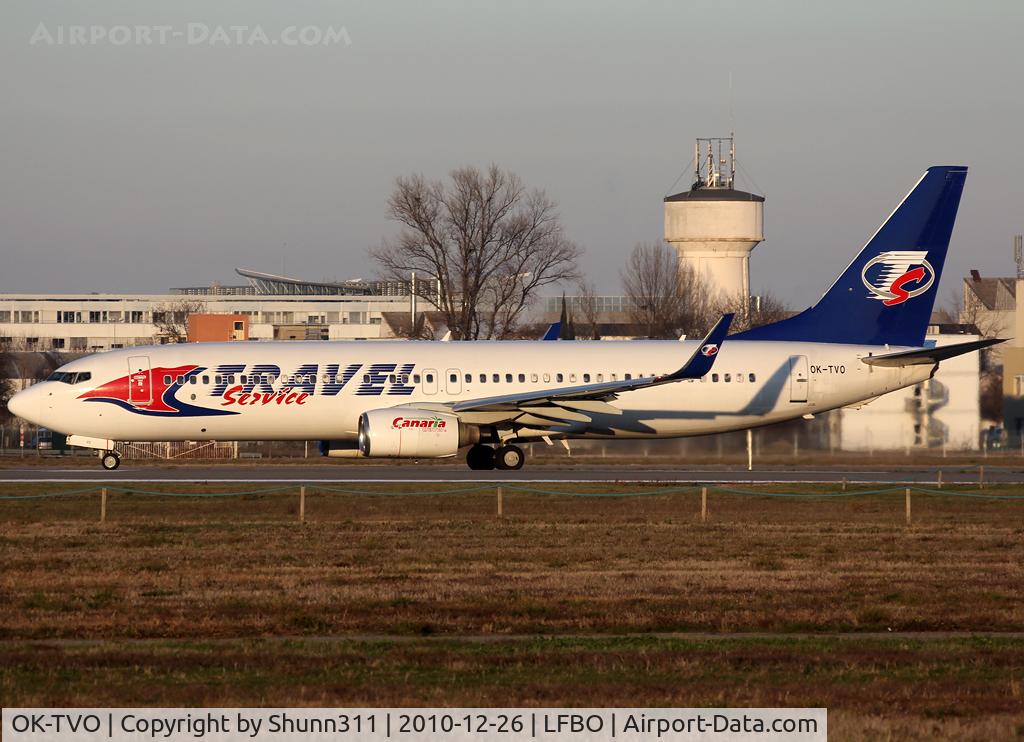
[0,463,1020,484]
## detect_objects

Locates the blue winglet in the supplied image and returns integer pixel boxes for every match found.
[666,313,734,380]
[540,322,561,341]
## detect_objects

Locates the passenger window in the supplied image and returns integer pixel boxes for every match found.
[414,374,421,384]
[176,376,184,385]
[164,375,172,384]
[465,373,472,383]
[492,373,499,383]
[712,373,719,382]
[518,373,525,383]
[363,374,370,383]
[596,373,604,382]
[505,374,513,383]
[530,373,538,382]
[480,374,487,383]
[228,375,235,384]
[543,373,550,382]
[570,373,577,382]
[737,373,744,383]
[749,373,756,382]
[426,373,434,383]
[388,374,396,384]
[450,373,458,383]
[724,373,731,383]
[189,376,197,385]
[556,373,564,383]
[625,373,632,381]
[583,374,591,383]
[202,375,209,385]
[611,373,617,381]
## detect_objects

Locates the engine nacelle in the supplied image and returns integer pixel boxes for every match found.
[358,409,477,458]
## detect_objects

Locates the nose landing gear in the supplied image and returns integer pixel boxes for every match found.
[101,451,121,471]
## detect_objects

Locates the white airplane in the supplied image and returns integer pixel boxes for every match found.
[7,166,999,472]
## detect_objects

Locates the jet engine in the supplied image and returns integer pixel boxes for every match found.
[357,409,479,458]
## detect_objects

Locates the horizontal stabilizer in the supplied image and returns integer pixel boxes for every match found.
[861,337,1005,367]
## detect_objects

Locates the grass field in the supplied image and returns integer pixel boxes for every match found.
[2,481,1024,740]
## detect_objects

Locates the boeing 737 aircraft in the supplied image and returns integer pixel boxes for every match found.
[7,166,1000,471]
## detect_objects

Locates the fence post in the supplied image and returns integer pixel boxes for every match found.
[841,476,847,492]
[979,465,985,490]
[299,485,306,523]
[497,486,503,518]
[100,487,107,524]
[700,487,708,523]
[904,487,911,526]
[937,470,942,490]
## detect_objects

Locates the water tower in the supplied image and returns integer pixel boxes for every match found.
[664,135,764,304]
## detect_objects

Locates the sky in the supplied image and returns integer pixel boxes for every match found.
[1,1,1022,310]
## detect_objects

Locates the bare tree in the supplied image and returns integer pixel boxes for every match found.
[0,341,13,423]
[575,280,602,340]
[372,165,581,339]
[151,299,207,343]
[621,242,715,338]
[716,290,791,332]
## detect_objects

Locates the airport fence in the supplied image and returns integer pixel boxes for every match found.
[2,478,1024,526]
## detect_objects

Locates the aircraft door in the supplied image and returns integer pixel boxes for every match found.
[423,368,438,395]
[788,355,809,403]
[127,356,152,405]
[445,368,462,395]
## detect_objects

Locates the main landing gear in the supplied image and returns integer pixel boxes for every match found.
[466,443,525,471]
[101,451,121,471]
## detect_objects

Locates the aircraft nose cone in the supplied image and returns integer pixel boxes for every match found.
[7,386,39,424]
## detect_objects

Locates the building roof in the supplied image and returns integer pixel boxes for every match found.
[964,276,1016,311]
[664,187,765,203]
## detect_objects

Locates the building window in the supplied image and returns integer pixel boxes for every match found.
[234,321,244,331]
[0,311,11,323]
[51,338,65,349]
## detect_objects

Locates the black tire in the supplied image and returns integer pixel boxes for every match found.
[466,445,495,471]
[494,444,525,471]
[101,452,120,471]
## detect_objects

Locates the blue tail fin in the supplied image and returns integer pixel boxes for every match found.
[734,166,967,346]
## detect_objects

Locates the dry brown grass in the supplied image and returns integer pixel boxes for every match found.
[2,484,1024,739]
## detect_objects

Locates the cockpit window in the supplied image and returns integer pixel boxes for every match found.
[47,371,91,384]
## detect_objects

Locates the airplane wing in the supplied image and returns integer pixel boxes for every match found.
[861,337,1005,367]
[400,314,733,429]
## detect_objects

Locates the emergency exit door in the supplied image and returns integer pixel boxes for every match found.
[788,355,809,403]
[127,356,152,405]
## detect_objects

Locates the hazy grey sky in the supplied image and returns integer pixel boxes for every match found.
[2,1,1022,308]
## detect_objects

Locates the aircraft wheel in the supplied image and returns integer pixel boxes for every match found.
[494,444,525,471]
[466,445,495,471]
[101,451,121,471]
